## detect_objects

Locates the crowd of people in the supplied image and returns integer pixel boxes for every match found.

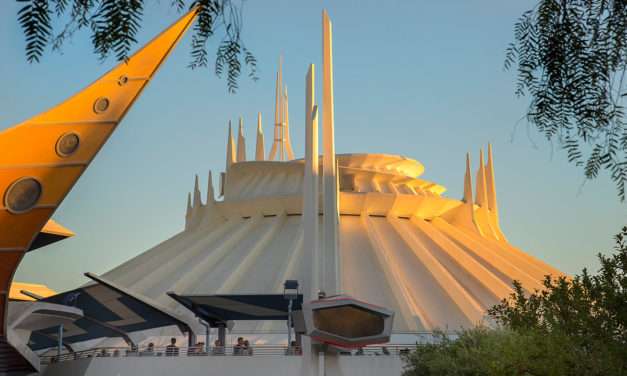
[124,337,256,357]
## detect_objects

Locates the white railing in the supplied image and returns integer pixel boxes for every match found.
[41,344,420,365]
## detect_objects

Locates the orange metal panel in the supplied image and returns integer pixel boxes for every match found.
[0,8,198,339]
[0,167,84,209]
[0,209,53,249]
[0,252,21,336]
[0,123,116,166]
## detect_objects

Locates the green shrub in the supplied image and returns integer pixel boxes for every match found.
[403,227,627,376]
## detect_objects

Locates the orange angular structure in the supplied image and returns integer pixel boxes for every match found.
[0,8,198,340]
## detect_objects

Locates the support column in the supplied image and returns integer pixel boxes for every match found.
[218,326,226,350]
[303,64,319,300]
[322,9,340,295]
[57,324,64,357]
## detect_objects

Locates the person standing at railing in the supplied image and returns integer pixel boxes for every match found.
[243,340,252,356]
[165,338,179,356]
[233,337,244,355]
[213,339,225,355]
[141,343,155,356]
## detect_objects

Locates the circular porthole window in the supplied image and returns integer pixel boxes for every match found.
[56,132,80,157]
[93,97,110,114]
[4,177,42,214]
[117,75,129,86]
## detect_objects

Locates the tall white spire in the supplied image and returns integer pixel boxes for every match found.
[475,149,488,207]
[193,174,202,207]
[237,117,246,162]
[184,192,193,229]
[322,9,340,295]
[284,86,295,160]
[485,143,506,241]
[474,149,498,239]
[207,170,215,204]
[446,153,482,236]
[303,64,319,301]
[226,121,236,171]
[463,153,473,204]
[268,57,283,161]
[255,112,265,161]
[485,144,498,214]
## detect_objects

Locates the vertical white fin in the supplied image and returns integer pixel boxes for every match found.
[486,144,498,214]
[322,9,340,294]
[237,117,246,162]
[464,153,473,204]
[207,170,215,204]
[303,64,319,301]
[284,86,295,160]
[475,149,488,207]
[255,112,265,161]
[474,149,498,239]
[269,57,283,161]
[446,153,483,236]
[185,192,193,229]
[226,121,236,171]
[486,143,507,241]
[193,174,202,208]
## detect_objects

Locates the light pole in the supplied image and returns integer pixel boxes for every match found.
[283,280,299,352]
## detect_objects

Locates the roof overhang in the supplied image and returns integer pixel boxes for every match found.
[27,273,193,351]
[168,292,303,326]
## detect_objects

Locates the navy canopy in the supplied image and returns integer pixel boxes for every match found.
[28,274,189,351]
[168,293,303,325]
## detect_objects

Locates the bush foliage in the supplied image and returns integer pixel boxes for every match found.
[403,226,627,376]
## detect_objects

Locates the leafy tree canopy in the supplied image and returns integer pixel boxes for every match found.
[16,0,257,92]
[506,0,627,201]
[403,226,627,375]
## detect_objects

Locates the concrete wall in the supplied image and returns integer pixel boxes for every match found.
[40,355,405,376]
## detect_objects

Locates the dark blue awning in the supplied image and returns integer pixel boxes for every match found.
[167,293,303,326]
[28,274,190,350]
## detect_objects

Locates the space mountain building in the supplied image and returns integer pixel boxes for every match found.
[0,6,564,376]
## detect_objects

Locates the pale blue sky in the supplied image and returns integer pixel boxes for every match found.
[1,1,624,292]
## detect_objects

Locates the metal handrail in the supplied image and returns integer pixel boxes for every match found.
[40,344,420,364]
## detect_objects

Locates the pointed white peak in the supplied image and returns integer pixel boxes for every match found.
[486,143,498,214]
[284,85,295,160]
[193,174,203,207]
[269,56,283,161]
[186,192,192,215]
[237,116,246,162]
[464,153,473,204]
[475,149,488,207]
[226,120,236,171]
[207,170,215,203]
[256,112,265,161]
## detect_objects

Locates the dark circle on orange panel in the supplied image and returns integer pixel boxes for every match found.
[93,97,110,113]
[56,132,80,157]
[4,177,42,214]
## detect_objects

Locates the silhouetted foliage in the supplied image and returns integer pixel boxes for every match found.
[489,226,627,355]
[403,226,627,375]
[507,1,627,201]
[16,0,257,93]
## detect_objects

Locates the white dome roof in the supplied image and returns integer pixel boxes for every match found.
[102,153,563,333]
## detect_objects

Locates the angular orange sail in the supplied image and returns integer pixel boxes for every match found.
[0,8,198,337]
